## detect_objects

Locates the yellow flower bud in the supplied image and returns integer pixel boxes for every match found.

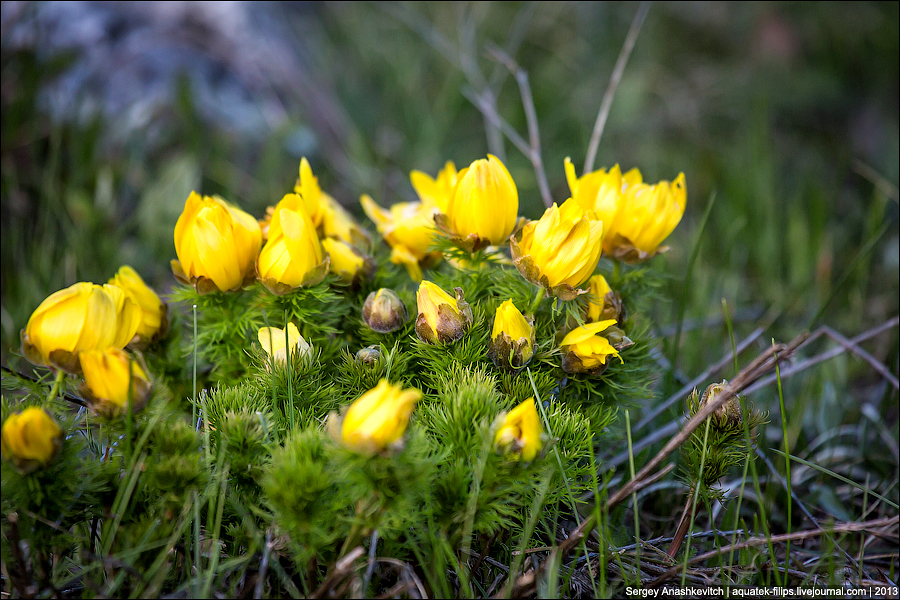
[487,299,535,371]
[108,265,168,343]
[361,194,441,281]
[560,320,623,375]
[321,238,372,284]
[414,281,473,344]
[258,322,311,366]
[21,282,141,373]
[586,274,625,324]
[510,199,604,299]
[436,155,518,250]
[257,194,330,294]
[494,398,542,461]
[565,158,641,230]
[1,407,64,474]
[80,348,153,418]
[362,288,408,333]
[410,161,458,213]
[338,379,421,453]
[172,192,263,293]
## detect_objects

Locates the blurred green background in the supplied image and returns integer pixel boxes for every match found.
[2,0,897,423]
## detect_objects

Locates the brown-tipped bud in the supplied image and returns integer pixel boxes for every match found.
[362,288,408,333]
[355,345,382,365]
[414,281,473,344]
[487,299,535,371]
[690,381,742,429]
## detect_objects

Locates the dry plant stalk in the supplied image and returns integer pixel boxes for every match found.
[505,330,810,597]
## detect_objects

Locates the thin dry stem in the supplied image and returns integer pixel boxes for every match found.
[583,1,651,174]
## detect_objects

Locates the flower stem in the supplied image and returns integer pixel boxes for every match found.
[46,369,65,403]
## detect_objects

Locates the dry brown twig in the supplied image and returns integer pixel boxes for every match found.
[505,330,810,597]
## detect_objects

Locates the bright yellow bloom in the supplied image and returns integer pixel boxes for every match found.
[257,194,329,293]
[362,288,408,333]
[361,194,440,281]
[511,198,604,299]
[604,172,686,259]
[292,157,324,227]
[108,266,167,343]
[21,282,141,373]
[410,161,458,212]
[340,379,421,453]
[319,192,371,248]
[437,155,518,250]
[258,322,310,365]
[321,238,369,284]
[172,192,262,293]
[80,348,152,417]
[565,158,642,229]
[488,299,534,371]
[494,398,542,461]
[1,407,63,474]
[559,320,622,374]
[414,280,473,344]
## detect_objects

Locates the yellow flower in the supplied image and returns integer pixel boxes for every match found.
[487,299,535,371]
[414,280,473,344]
[108,266,168,343]
[257,194,330,294]
[559,320,622,375]
[436,155,518,250]
[362,288,408,333]
[361,194,441,281]
[339,379,421,453]
[319,192,371,248]
[172,192,262,293]
[510,198,604,299]
[258,322,310,366]
[565,158,641,229]
[586,274,624,324]
[1,407,64,474]
[21,282,141,373]
[80,348,153,418]
[494,398,542,461]
[410,160,458,212]
[292,157,324,227]
[321,238,372,284]
[604,172,686,261]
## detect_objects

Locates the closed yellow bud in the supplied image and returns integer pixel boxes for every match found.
[362,288,408,333]
[258,322,311,366]
[321,238,372,284]
[361,194,440,281]
[257,194,330,294]
[410,161,458,213]
[586,274,625,324]
[487,299,535,371]
[172,192,262,293]
[560,320,623,375]
[108,266,168,343]
[80,348,153,418]
[564,158,636,228]
[494,398,542,461]
[21,282,141,373]
[414,281,473,344]
[338,379,421,453]
[436,155,518,250]
[510,199,603,299]
[1,407,64,474]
